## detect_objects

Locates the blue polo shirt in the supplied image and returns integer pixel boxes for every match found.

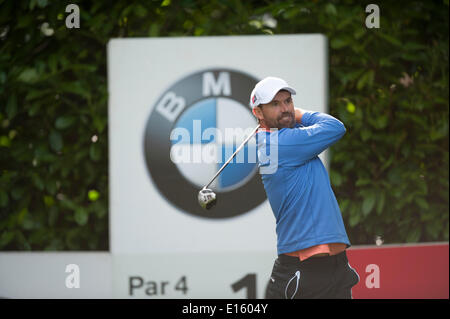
[256,111,350,255]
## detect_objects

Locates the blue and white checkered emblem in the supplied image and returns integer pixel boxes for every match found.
[144,69,267,218]
[171,97,257,191]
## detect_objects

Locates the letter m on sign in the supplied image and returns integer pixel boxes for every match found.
[202,72,231,97]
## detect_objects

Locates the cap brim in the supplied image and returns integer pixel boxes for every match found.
[281,86,296,95]
[259,86,296,105]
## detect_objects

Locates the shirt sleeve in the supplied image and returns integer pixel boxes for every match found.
[277,111,346,166]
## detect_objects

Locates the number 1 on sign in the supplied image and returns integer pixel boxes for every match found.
[231,273,256,298]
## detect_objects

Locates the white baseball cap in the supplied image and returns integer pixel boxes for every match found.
[250,76,296,107]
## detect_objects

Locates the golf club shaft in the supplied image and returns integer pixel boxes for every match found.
[203,124,260,190]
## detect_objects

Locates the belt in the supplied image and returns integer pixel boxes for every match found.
[278,251,347,266]
[310,253,330,258]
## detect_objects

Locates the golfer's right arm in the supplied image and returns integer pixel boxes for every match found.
[277,109,346,165]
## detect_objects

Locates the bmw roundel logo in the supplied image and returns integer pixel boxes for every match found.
[143,69,267,219]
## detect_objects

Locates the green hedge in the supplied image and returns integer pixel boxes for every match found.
[0,0,448,250]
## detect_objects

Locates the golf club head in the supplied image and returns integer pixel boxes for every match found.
[198,188,217,210]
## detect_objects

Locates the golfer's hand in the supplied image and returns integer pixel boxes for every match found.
[295,108,304,124]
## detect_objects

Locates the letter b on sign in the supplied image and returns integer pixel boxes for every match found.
[65,264,80,288]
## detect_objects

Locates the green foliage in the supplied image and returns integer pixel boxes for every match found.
[0,0,448,250]
[324,1,449,244]
[1,0,109,250]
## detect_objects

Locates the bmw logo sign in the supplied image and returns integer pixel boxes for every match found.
[143,69,267,219]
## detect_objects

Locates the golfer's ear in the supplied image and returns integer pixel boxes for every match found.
[252,107,263,121]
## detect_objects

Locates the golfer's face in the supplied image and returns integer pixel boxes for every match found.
[260,90,295,129]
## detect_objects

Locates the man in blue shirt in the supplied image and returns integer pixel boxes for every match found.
[251,77,359,299]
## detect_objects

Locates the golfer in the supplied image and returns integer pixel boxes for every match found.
[251,77,359,299]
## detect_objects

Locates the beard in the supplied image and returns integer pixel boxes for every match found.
[265,111,295,129]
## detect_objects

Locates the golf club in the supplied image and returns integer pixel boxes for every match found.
[198,124,261,210]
